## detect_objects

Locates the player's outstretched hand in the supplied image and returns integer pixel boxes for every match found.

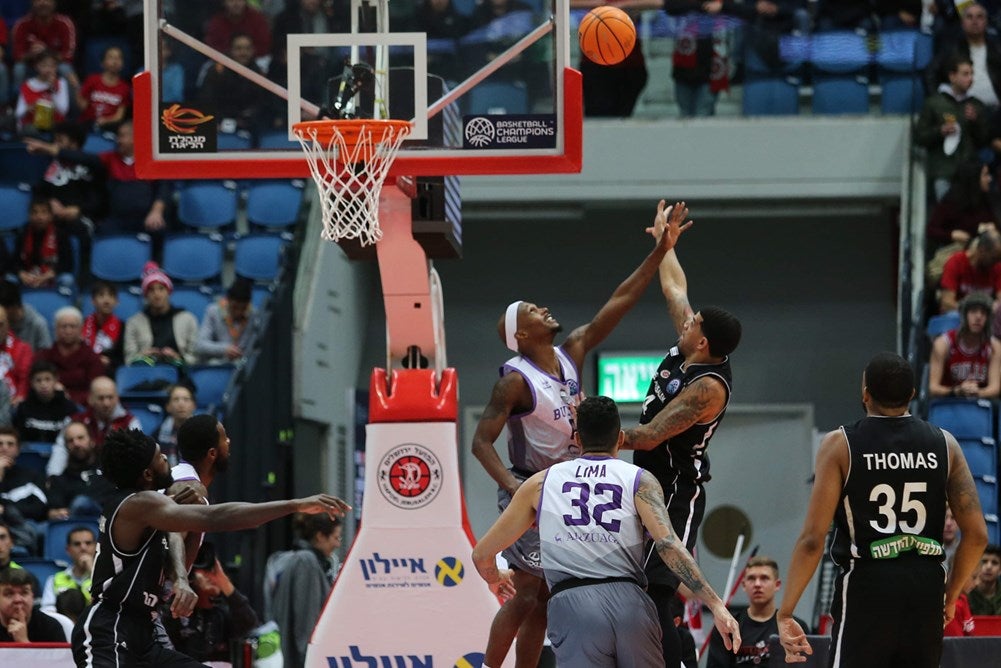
[778,616,812,663]
[710,604,742,653]
[646,199,693,252]
[170,578,198,619]
[489,569,516,602]
[296,493,352,518]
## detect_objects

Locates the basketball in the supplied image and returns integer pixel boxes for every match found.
[578,6,636,66]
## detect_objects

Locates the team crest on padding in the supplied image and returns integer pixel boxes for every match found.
[378,443,443,509]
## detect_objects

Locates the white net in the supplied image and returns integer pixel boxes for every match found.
[293,120,411,246]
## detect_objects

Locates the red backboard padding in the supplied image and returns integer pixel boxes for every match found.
[369,368,458,422]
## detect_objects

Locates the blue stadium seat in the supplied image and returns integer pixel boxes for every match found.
[0,143,50,184]
[252,285,273,311]
[811,32,871,115]
[988,516,1000,544]
[742,78,800,116]
[45,519,100,562]
[927,398,994,440]
[927,311,960,338]
[466,81,529,115]
[116,364,180,402]
[257,131,300,149]
[879,74,924,115]
[17,558,64,588]
[83,132,116,154]
[90,235,152,283]
[958,438,998,478]
[234,234,287,282]
[0,182,32,232]
[246,181,305,231]
[22,288,75,336]
[177,181,240,231]
[189,364,237,409]
[217,131,253,150]
[84,36,132,76]
[171,286,214,320]
[877,31,933,115]
[126,402,165,435]
[975,475,998,515]
[162,233,224,284]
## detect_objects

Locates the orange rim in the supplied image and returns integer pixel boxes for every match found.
[292,119,412,149]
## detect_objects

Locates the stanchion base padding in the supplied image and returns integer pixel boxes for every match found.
[369,368,458,422]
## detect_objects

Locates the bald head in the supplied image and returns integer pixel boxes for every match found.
[89,376,119,420]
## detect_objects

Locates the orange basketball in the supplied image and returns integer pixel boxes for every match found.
[578,6,636,66]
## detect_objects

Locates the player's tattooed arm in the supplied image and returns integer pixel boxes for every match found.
[944,433,988,614]
[472,373,531,495]
[622,376,726,450]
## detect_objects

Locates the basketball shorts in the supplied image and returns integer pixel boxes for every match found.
[498,468,543,578]
[827,557,946,668]
[547,580,662,668]
[72,603,205,668]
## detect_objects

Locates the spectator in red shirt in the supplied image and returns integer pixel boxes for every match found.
[928,292,1001,399]
[0,306,34,404]
[81,281,123,371]
[76,45,130,131]
[939,228,1001,313]
[205,0,272,60]
[98,120,172,238]
[15,49,70,132]
[11,0,78,90]
[36,306,107,406]
[13,196,73,290]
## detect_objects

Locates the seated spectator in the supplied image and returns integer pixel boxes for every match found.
[36,307,107,406]
[969,544,1001,614]
[15,49,70,132]
[124,262,199,366]
[12,359,78,444]
[13,196,73,289]
[939,228,1001,312]
[98,120,174,241]
[46,421,112,519]
[929,292,1001,397]
[11,0,78,91]
[0,567,66,641]
[915,53,990,202]
[944,551,978,637]
[81,280,124,370]
[24,120,106,243]
[930,3,1001,111]
[0,306,34,403]
[926,160,1000,256]
[45,376,141,477]
[40,525,94,612]
[205,0,273,62]
[160,38,185,104]
[198,33,269,138]
[0,427,49,548]
[707,556,808,667]
[196,277,258,364]
[156,384,195,466]
[0,280,53,352]
[0,521,22,574]
[163,543,262,663]
[76,45,130,132]
[272,513,342,668]
[54,588,85,624]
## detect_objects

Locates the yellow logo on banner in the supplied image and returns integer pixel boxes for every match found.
[453,653,485,668]
[435,557,464,586]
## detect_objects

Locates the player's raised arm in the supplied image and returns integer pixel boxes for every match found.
[471,372,533,496]
[622,375,727,450]
[562,200,692,367]
[778,429,848,663]
[653,200,695,336]
[942,431,988,624]
[633,469,741,653]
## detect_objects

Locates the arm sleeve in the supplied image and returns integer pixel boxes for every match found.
[46,435,67,477]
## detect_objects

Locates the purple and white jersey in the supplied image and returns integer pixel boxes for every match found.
[171,461,198,484]
[502,346,581,473]
[538,456,647,590]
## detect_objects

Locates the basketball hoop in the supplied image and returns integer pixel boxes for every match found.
[293,119,412,246]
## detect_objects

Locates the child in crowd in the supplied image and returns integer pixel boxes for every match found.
[76,45,131,131]
[11,359,79,443]
[15,49,70,132]
[156,383,195,466]
[14,196,73,289]
[81,280,123,370]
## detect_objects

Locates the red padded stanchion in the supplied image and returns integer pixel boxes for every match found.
[368,368,458,423]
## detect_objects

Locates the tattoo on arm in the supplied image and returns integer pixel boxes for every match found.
[625,378,722,449]
[636,472,707,595]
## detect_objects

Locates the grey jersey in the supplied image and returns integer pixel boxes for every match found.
[502,346,581,473]
[538,456,647,590]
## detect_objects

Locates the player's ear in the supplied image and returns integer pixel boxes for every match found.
[615,430,624,448]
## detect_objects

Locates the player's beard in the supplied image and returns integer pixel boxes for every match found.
[153,469,174,490]
[214,452,230,473]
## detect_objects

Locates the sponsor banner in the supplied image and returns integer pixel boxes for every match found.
[325,645,487,668]
[0,646,73,667]
[462,115,557,150]
[159,103,217,152]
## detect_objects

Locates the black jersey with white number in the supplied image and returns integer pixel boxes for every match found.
[830,415,949,568]
[633,346,732,487]
[89,489,169,616]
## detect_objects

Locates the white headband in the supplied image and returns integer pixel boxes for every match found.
[505,301,522,352]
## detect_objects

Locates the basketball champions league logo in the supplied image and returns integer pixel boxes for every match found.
[463,114,558,150]
[377,443,443,509]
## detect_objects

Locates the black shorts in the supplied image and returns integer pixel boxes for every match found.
[827,557,946,668]
[644,479,706,588]
[72,602,204,668]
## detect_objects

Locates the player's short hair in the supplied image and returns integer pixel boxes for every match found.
[700,306,741,358]
[177,414,218,465]
[101,428,157,489]
[864,352,914,408]
[745,556,780,577]
[0,567,34,589]
[575,396,621,452]
[295,512,341,541]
